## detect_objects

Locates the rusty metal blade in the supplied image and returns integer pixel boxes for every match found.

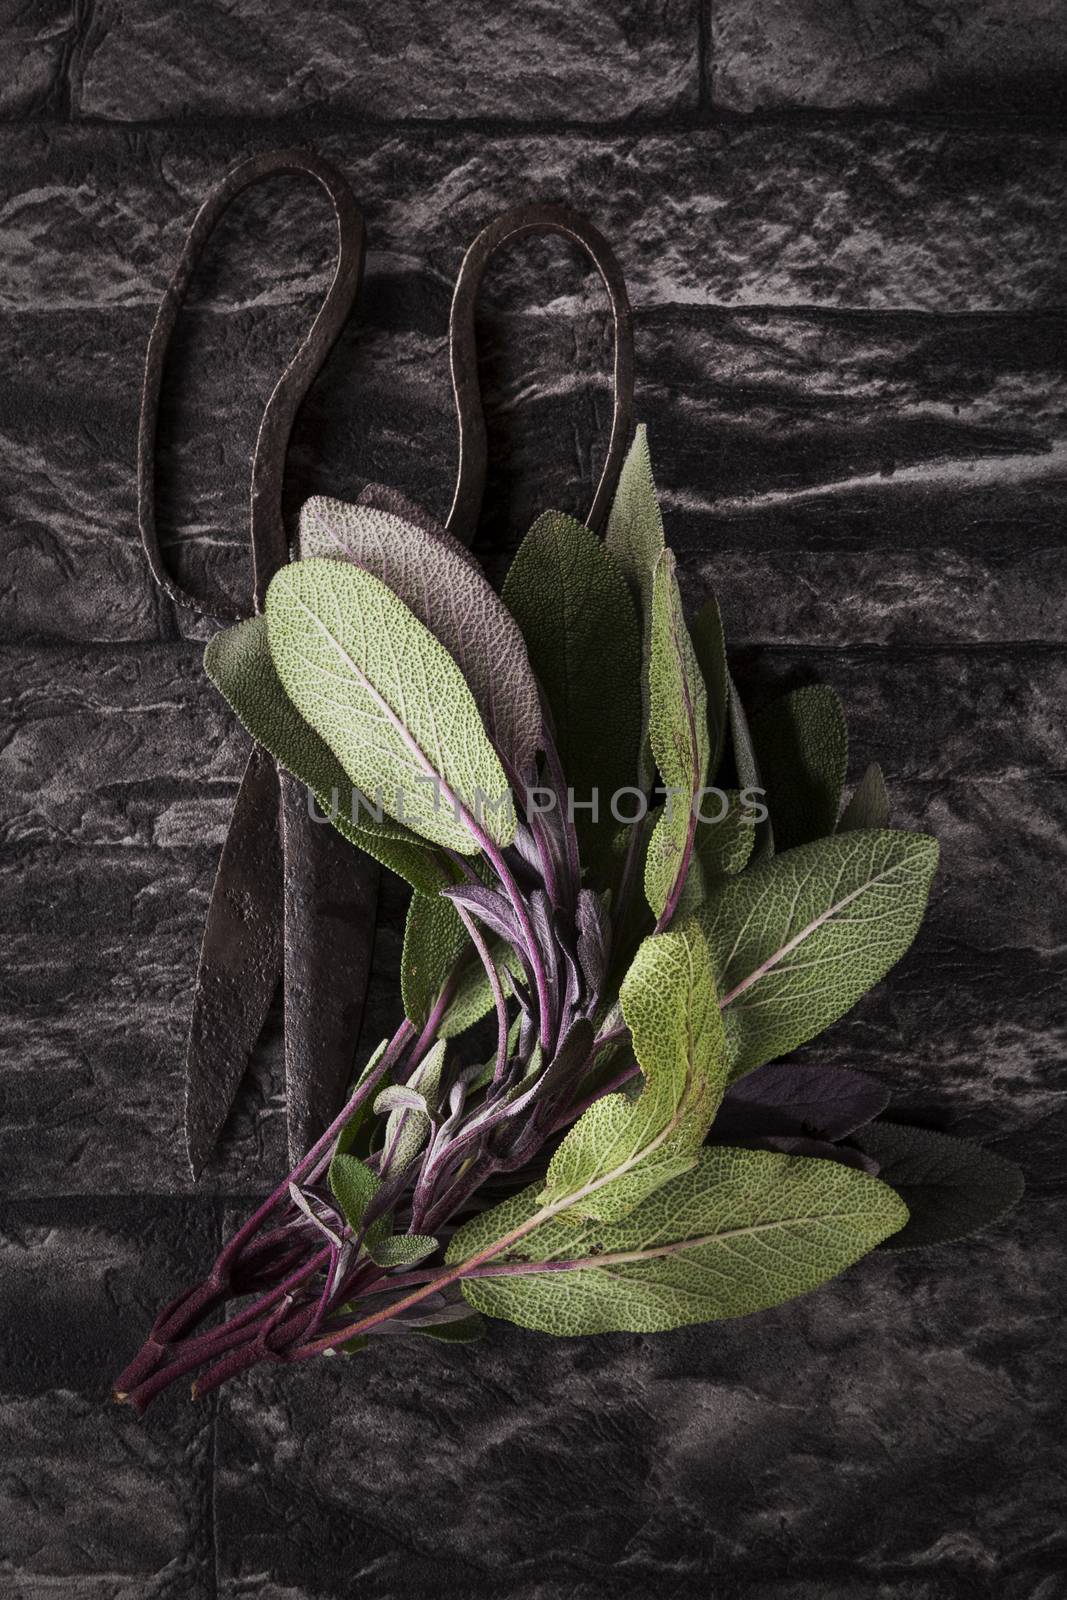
[279,773,379,1165]
[184,745,283,1176]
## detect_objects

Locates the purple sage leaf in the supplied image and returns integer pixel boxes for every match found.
[714,1062,890,1143]
[300,494,541,782]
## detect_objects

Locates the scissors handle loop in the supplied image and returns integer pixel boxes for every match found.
[446,202,635,545]
[138,149,365,620]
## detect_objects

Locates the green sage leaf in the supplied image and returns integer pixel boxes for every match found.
[698,830,939,1079]
[502,510,641,873]
[265,558,515,854]
[839,762,890,833]
[205,616,449,893]
[852,1122,1024,1250]
[449,1145,907,1335]
[750,684,848,850]
[728,678,772,857]
[605,425,666,790]
[401,893,470,1032]
[333,1039,390,1160]
[367,1233,439,1268]
[300,497,541,781]
[693,788,758,880]
[674,789,757,918]
[689,594,729,783]
[328,1152,386,1250]
[440,943,512,1039]
[375,1039,448,1183]
[540,920,726,1222]
[643,549,710,922]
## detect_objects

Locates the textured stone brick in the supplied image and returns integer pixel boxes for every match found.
[2,766,1061,1198]
[1,644,244,846]
[0,832,415,1197]
[2,6,1065,1584]
[0,1,78,117]
[213,1202,1065,1599]
[3,642,1064,851]
[0,1197,217,1596]
[5,302,1066,646]
[712,0,1067,113]
[2,124,1066,315]
[73,0,700,122]
[0,844,276,1197]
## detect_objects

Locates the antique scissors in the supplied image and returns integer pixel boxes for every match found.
[139,154,633,1177]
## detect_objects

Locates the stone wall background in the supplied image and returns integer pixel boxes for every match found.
[1,4,1065,1596]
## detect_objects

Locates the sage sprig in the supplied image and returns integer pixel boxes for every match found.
[115,428,1022,1413]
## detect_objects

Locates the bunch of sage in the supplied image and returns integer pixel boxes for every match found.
[115,431,1022,1411]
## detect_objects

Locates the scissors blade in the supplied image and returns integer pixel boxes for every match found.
[184,743,284,1176]
[279,773,379,1165]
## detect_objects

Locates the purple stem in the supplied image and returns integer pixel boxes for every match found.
[453,901,509,1082]
[526,806,561,908]
[540,720,581,907]
[467,819,553,1053]
[229,1017,413,1259]
[409,973,459,1067]
[115,1020,413,1398]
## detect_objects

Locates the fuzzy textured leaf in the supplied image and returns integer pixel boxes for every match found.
[402,891,511,1041]
[852,1122,1024,1250]
[540,921,726,1222]
[605,425,666,789]
[449,1146,907,1334]
[728,679,772,857]
[328,1152,387,1250]
[502,510,641,870]
[699,830,939,1079]
[440,940,514,1039]
[714,1062,890,1143]
[644,549,710,921]
[300,496,540,781]
[689,595,729,782]
[839,763,890,833]
[333,1040,390,1160]
[266,558,514,854]
[368,1234,439,1268]
[750,684,848,850]
[401,894,470,1032]
[675,789,757,918]
[205,616,449,893]
[377,1040,446,1178]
